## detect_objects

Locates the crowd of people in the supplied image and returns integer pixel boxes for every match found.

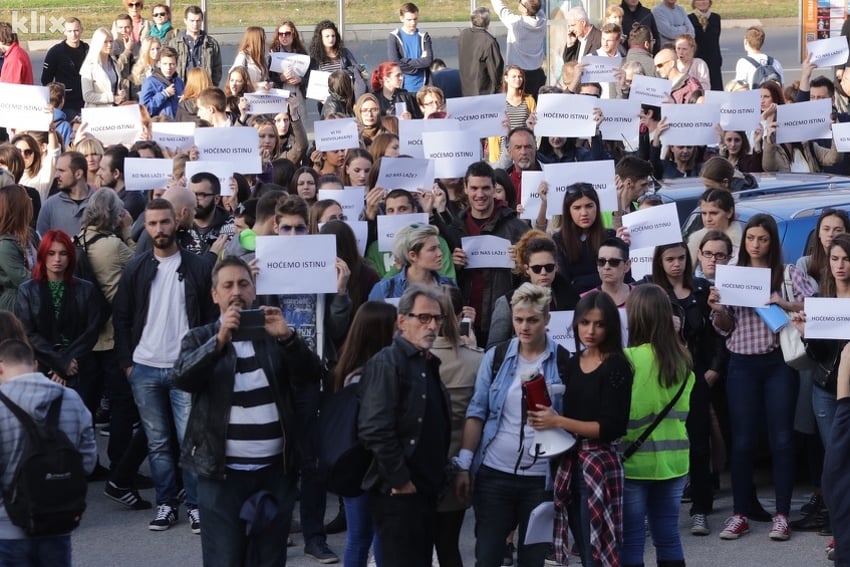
[1,0,850,565]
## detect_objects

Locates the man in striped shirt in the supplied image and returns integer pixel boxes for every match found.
[174,256,323,566]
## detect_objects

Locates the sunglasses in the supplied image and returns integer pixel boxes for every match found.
[700,250,729,261]
[656,60,673,69]
[637,193,663,205]
[278,224,308,234]
[127,2,142,7]
[528,263,555,274]
[153,11,167,16]
[18,148,33,157]
[407,313,444,325]
[597,258,624,267]
[278,31,293,36]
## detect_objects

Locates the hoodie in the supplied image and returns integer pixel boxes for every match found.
[0,372,96,538]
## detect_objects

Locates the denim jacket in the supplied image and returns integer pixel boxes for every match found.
[465,336,565,485]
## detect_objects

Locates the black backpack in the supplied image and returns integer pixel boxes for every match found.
[0,392,87,537]
[744,56,781,89]
[73,233,111,318]
[317,382,372,497]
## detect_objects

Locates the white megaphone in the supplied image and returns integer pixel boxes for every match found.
[527,383,576,458]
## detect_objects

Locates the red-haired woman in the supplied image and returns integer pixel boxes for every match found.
[14,229,106,410]
[371,61,421,118]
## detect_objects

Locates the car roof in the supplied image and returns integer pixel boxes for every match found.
[733,187,850,220]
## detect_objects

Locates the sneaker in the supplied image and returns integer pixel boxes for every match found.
[502,542,515,566]
[148,504,178,531]
[188,507,200,534]
[104,481,152,510]
[719,515,750,540]
[769,514,790,541]
[98,425,111,437]
[304,540,339,564]
[827,539,835,561]
[691,513,710,536]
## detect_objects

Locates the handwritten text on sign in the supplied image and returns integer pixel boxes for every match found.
[255,234,338,295]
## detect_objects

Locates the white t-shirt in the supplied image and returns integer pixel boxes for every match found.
[734,53,784,88]
[482,350,549,477]
[133,252,189,367]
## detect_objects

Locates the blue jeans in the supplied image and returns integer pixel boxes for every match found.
[343,494,382,567]
[129,363,197,507]
[197,464,297,567]
[813,384,838,448]
[472,466,550,567]
[0,535,70,567]
[621,476,686,566]
[726,351,798,516]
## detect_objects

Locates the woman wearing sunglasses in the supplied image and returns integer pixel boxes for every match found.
[589,237,632,308]
[487,230,579,347]
[369,223,456,301]
[147,3,174,43]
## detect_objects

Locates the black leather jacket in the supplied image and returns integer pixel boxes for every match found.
[173,323,323,479]
[358,336,450,493]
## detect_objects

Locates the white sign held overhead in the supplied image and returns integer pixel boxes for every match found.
[807,36,850,68]
[194,127,262,173]
[317,187,365,219]
[184,161,236,196]
[461,235,515,269]
[124,158,172,191]
[81,105,142,146]
[0,84,51,131]
[579,55,622,84]
[628,75,672,107]
[245,91,289,115]
[398,118,461,159]
[534,93,597,138]
[255,235,339,295]
[445,94,507,138]
[314,118,360,152]
[375,157,434,192]
[422,130,481,178]
[151,121,195,153]
[596,98,641,142]
[542,160,617,217]
[704,89,761,131]
[621,202,682,250]
[776,99,832,144]
[659,103,720,146]
[376,213,430,252]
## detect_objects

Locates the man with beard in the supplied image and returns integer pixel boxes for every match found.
[97,145,148,220]
[174,256,322,566]
[189,172,231,255]
[113,198,215,534]
[37,151,93,237]
[495,127,547,207]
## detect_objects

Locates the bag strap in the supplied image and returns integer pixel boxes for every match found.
[744,56,761,69]
[0,390,40,440]
[622,376,688,460]
[782,265,794,303]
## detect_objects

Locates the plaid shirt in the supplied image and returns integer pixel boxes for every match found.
[711,264,814,355]
[553,439,623,567]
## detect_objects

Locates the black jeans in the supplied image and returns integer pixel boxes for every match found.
[296,380,327,545]
[686,368,713,516]
[95,349,138,465]
[369,490,437,567]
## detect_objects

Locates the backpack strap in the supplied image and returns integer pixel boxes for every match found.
[490,340,511,382]
[743,55,761,69]
[46,396,62,428]
[0,391,39,440]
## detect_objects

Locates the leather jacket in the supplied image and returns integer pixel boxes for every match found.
[173,323,323,479]
[358,336,451,493]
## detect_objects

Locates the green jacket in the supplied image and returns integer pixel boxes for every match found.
[622,343,693,480]
[0,236,31,312]
[364,235,456,281]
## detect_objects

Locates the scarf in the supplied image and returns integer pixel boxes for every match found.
[149,21,173,41]
[693,8,711,31]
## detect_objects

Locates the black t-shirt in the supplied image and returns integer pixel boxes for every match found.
[563,353,633,443]
[42,41,88,110]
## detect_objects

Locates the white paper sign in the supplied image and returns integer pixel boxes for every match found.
[704,90,761,131]
[124,158,172,191]
[306,70,330,102]
[807,36,850,68]
[346,220,368,256]
[195,126,262,173]
[580,55,622,84]
[445,94,506,138]
[715,265,771,308]
[659,103,720,146]
[776,99,833,144]
[151,121,195,153]
[804,297,850,339]
[629,247,655,281]
[621,202,682,250]
[269,52,311,77]
[543,160,617,217]
[184,160,235,196]
[534,93,597,138]
[833,122,850,152]
[461,235,514,269]
[628,75,672,107]
[376,213,430,252]
[520,171,546,221]
[245,91,289,115]
[596,98,641,142]
[398,118,461,159]
[314,118,360,151]
[548,311,577,353]
[81,105,141,146]
[0,84,51,130]
[318,187,365,219]
[255,235,338,295]
[376,157,434,192]
[422,130,481,178]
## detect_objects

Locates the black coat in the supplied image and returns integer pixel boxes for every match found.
[562,26,602,63]
[689,12,723,91]
[620,1,660,55]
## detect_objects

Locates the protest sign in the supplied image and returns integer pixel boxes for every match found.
[520,171,546,221]
[124,158,172,191]
[269,52,311,77]
[580,55,622,84]
[534,93,597,138]
[184,161,235,196]
[195,127,262,173]
[151,121,195,153]
[776,99,832,144]
[375,157,434,192]
[596,98,641,142]
[445,94,507,138]
[81,105,141,146]
[306,70,330,101]
[803,297,850,340]
[659,103,720,146]
[0,84,51,130]
[628,75,672,107]
[398,118,461,159]
[422,130,481,178]
[314,117,360,151]
[255,235,338,295]
[704,89,761,131]
[461,235,515,269]
[543,161,617,216]
[807,36,849,67]
[715,265,771,307]
[245,90,289,115]
[376,213,429,251]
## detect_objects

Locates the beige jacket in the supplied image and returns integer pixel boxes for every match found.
[80,56,129,107]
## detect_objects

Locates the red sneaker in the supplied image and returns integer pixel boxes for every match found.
[719,514,750,540]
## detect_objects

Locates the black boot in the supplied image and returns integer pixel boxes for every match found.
[749,483,772,522]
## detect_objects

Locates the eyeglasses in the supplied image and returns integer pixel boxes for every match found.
[278,31,292,37]
[700,250,729,261]
[422,99,440,107]
[597,258,624,267]
[655,60,673,69]
[278,224,308,234]
[528,263,555,274]
[360,108,379,114]
[153,11,168,17]
[406,313,444,325]
[325,214,347,222]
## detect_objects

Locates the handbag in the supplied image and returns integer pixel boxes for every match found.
[622,376,689,460]
[778,265,816,371]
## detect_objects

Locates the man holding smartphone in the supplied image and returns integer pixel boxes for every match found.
[174,256,323,566]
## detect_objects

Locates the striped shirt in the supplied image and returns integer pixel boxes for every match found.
[505,98,530,132]
[319,57,343,74]
[226,341,284,471]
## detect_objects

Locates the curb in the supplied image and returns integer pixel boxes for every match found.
[24,17,800,52]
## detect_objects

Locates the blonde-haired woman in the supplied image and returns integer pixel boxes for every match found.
[80,27,127,107]
[232,26,270,87]
[130,36,162,97]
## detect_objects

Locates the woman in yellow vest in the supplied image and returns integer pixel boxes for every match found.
[621,284,694,567]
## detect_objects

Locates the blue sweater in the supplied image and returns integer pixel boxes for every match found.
[140,72,184,119]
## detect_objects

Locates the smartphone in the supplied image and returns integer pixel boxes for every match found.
[460,317,472,336]
[395,101,407,116]
[231,309,266,342]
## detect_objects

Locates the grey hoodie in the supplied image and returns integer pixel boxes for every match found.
[0,372,96,538]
